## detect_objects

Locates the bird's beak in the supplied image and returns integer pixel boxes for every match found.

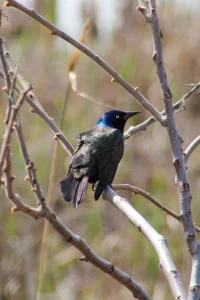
[124,111,140,120]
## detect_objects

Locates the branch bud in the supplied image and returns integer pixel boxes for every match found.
[11,206,18,213]
[29,108,36,113]
[4,1,11,7]
[136,6,145,12]
[2,87,8,93]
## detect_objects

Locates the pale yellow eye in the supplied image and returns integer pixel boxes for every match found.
[116,115,120,118]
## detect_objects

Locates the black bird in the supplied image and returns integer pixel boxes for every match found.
[60,110,139,208]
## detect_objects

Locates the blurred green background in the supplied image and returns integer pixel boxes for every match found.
[1,0,200,299]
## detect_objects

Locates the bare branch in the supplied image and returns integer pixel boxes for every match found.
[0,85,31,180]
[43,205,151,300]
[112,184,200,233]
[2,152,151,299]
[103,187,187,299]
[184,135,200,164]
[5,0,164,124]
[124,81,200,139]
[173,82,200,111]
[0,51,74,155]
[0,37,11,90]
[3,147,44,219]
[137,1,200,297]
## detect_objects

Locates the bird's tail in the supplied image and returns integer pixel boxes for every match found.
[60,173,88,208]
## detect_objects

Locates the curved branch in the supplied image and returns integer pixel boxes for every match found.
[112,184,200,233]
[184,135,200,164]
[3,147,44,219]
[103,186,187,300]
[5,0,163,124]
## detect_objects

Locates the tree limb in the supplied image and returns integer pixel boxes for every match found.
[0,85,31,180]
[0,50,74,156]
[3,147,44,219]
[112,184,200,233]
[103,186,187,300]
[137,1,200,297]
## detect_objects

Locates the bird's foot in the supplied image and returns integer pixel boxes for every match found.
[92,183,96,191]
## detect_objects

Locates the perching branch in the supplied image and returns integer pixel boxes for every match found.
[137,1,200,298]
[2,147,150,300]
[103,187,187,300]
[0,39,151,300]
[4,0,164,125]
[112,184,200,233]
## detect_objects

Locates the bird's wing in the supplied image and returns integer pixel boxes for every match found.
[69,130,95,175]
[94,129,124,199]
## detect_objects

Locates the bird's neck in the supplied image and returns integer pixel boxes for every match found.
[95,119,124,135]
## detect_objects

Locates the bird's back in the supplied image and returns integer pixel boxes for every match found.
[71,127,124,197]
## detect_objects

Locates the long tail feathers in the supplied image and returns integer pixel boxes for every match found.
[60,174,89,208]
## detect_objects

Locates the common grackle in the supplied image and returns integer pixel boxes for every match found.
[60,110,139,208]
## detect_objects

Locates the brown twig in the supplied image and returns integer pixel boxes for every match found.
[112,184,200,233]
[3,147,44,219]
[0,85,32,180]
[0,50,74,155]
[5,0,164,125]
[0,37,11,90]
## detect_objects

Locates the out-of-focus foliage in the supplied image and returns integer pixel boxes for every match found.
[0,0,200,299]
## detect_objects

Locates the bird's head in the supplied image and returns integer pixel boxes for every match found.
[95,110,140,134]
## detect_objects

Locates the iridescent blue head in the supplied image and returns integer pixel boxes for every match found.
[95,110,140,134]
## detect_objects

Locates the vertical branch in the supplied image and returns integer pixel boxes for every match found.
[137,1,200,297]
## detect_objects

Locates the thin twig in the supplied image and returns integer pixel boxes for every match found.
[5,0,164,125]
[0,37,11,90]
[0,51,74,155]
[112,184,200,233]
[103,186,187,299]
[124,82,200,139]
[0,86,32,180]
[0,37,12,126]
[3,147,44,219]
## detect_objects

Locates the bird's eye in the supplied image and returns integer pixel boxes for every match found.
[116,115,120,118]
